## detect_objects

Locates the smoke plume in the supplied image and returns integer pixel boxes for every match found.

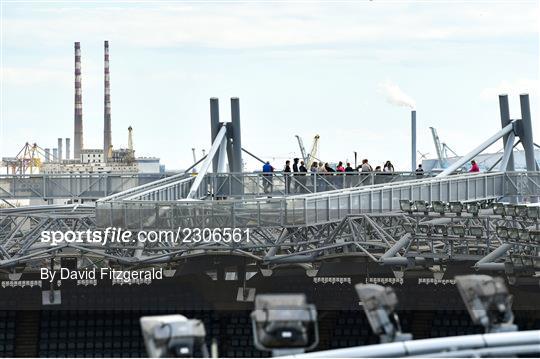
[379,81,416,109]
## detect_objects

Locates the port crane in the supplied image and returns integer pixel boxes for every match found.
[295,134,320,168]
[430,127,458,169]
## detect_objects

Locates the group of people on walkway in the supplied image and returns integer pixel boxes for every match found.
[261,158,399,194]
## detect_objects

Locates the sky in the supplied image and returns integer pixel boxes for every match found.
[1,0,539,171]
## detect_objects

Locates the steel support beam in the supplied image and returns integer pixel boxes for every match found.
[498,95,515,171]
[437,123,514,177]
[187,125,227,199]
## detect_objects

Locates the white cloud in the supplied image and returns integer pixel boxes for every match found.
[1,66,71,86]
[3,2,538,50]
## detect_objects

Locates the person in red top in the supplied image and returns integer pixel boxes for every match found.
[336,161,345,172]
[469,160,480,173]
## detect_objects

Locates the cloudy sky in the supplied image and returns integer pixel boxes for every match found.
[1,0,538,171]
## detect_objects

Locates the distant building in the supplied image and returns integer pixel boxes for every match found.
[81,149,105,164]
[137,157,162,173]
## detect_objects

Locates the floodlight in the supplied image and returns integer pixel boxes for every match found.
[505,205,517,217]
[417,224,431,235]
[455,275,516,333]
[355,284,412,343]
[496,226,508,239]
[251,294,319,354]
[515,205,528,218]
[413,200,429,214]
[518,229,530,242]
[507,227,519,240]
[529,230,540,243]
[402,223,415,234]
[140,315,208,358]
[469,226,483,238]
[527,206,539,220]
[434,224,448,236]
[449,202,463,215]
[399,200,413,212]
[431,201,446,215]
[492,203,505,216]
[466,202,480,216]
[450,225,466,237]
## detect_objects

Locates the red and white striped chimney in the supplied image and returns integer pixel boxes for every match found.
[103,40,112,160]
[74,42,83,160]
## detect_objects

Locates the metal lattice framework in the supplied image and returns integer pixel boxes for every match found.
[1,200,538,279]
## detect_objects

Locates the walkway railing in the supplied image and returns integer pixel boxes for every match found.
[95,171,540,229]
[0,173,171,200]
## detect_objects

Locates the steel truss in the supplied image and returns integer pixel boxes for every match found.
[1,204,537,279]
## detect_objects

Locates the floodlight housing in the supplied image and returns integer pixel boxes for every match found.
[431,201,446,215]
[434,224,448,236]
[418,224,431,235]
[507,227,519,240]
[399,200,413,212]
[455,275,515,333]
[402,223,415,234]
[355,284,412,343]
[251,294,319,353]
[505,205,517,217]
[413,200,429,214]
[529,230,540,243]
[515,205,528,218]
[469,226,483,238]
[518,229,530,242]
[527,206,539,220]
[467,202,480,216]
[449,201,463,215]
[140,315,207,358]
[450,225,466,237]
[492,203,505,216]
[496,226,508,239]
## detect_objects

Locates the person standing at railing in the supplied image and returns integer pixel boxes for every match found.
[284,160,292,194]
[310,161,318,192]
[469,160,480,173]
[336,161,345,189]
[292,158,300,193]
[318,162,327,192]
[262,161,274,194]
[345,162,354,188]
[324,162,335,190]
[383,161,395,173]
[298,160,308,193]
[416,164,424,176]
[360,159,373,172]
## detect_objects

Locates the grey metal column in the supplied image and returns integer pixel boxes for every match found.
[226,123,235,172]
[210,98,220,172]
[411,110,416,171]
[498,95,515,171]
[57,138,63,161]
[231,98,243,173]
[65,138,71,160]
[519,94,536,172]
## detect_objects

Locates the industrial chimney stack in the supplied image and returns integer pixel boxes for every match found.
[74,42,83,160]
[58,138,63,162]
[103,40,112,161]
[411,110,417,172]
[65,138,71,160]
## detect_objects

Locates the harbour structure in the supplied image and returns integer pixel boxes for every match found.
[0,95,538,358]
[0,94,538,278]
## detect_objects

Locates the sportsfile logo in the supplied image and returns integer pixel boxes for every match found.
[40,227,250,246]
